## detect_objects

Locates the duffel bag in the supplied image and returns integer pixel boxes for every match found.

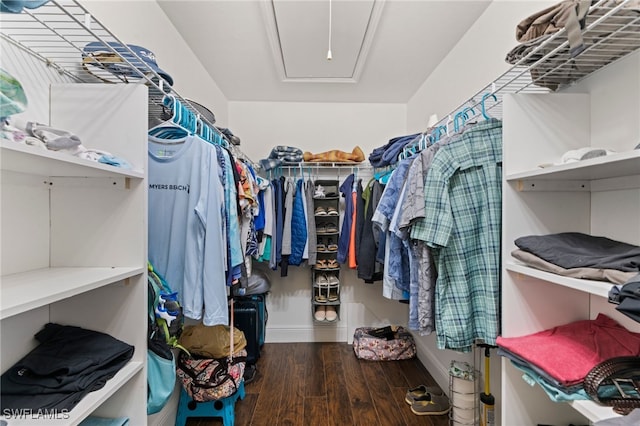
[176,350,247,402]
[353,326,416,361]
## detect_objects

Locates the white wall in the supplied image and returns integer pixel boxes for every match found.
[228,101,407,162]
[228,101,410,343]
[79,0,230,125]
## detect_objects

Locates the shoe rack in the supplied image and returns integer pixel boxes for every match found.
[312,180,341,323]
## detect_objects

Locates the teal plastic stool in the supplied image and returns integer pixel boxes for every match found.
[175,380,245,426]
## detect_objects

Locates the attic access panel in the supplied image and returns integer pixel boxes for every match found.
[265,0,383,82]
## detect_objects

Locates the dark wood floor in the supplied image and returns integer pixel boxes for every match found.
[185,342,450,426]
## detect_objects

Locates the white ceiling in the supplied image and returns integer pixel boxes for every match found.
[157,0,492,103]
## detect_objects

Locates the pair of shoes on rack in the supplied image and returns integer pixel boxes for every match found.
[314,305,338,322]
[316,223,338,234]
[314,206,339,216]
[315,259,339,270]
[314,286,339,303]
[405,385,450,416]
[317,238,338,252]
[315,273,339,286]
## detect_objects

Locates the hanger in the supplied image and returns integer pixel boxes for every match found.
[148,95,189,143]
[418,134,428,151]
[425,133,435,147]
[379,167,393,185]
[481,92,498,120]
[373,166,389,181]
[454,110,467,133]
[445,115,453,137]
[432,125,447,142]
[463,106,477,119]
[150,95,230,150]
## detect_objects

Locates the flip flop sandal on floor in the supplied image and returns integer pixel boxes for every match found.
[327,239,338,251]
[327,259,339,269]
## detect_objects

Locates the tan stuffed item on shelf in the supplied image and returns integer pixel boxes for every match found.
[303,146,365,163]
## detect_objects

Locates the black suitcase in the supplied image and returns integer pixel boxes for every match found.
[236,294,267,347]
[231,299,260,365]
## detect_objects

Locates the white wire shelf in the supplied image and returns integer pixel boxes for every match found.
[2,0,638,165]
[429,0,640,129]
[0,0,256,167]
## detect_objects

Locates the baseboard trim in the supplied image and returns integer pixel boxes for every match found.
[414,336,451,395]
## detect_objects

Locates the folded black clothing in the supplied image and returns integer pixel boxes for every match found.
[611,273,640,324]
[1,323,134,410]
[515,232,640,272]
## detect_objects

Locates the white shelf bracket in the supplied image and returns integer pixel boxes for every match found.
[515,179,591,192]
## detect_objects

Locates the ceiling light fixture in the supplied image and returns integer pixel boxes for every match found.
[327,0,332,60]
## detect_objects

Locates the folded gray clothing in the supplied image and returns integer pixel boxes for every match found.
[515,232,640,272]
[26,122,82,150]
[609,273,640,323]
[259,158,282,172]
[268,145,303,163]
[511,249,637,284]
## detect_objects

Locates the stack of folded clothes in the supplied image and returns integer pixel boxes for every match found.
[368,133,421,168]
[511,232,640,284]
[259,145,303,171]
[497,314,640,402]
[1,323,134,411]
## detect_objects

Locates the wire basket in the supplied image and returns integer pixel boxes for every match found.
[449,360,480,426]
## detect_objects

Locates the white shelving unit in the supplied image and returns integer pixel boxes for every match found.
[0,83,148,425]
[501,45,640,426]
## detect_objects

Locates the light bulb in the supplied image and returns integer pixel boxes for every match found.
[327,49,332,61]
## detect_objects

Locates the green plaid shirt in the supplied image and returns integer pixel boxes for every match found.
[411,118,502,352]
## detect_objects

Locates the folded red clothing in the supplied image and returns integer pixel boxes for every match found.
[496,313,640,386]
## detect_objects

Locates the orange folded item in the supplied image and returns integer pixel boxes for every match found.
[303,146,365,163]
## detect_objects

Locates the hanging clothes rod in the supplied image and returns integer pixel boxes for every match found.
[278,162,375,169]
